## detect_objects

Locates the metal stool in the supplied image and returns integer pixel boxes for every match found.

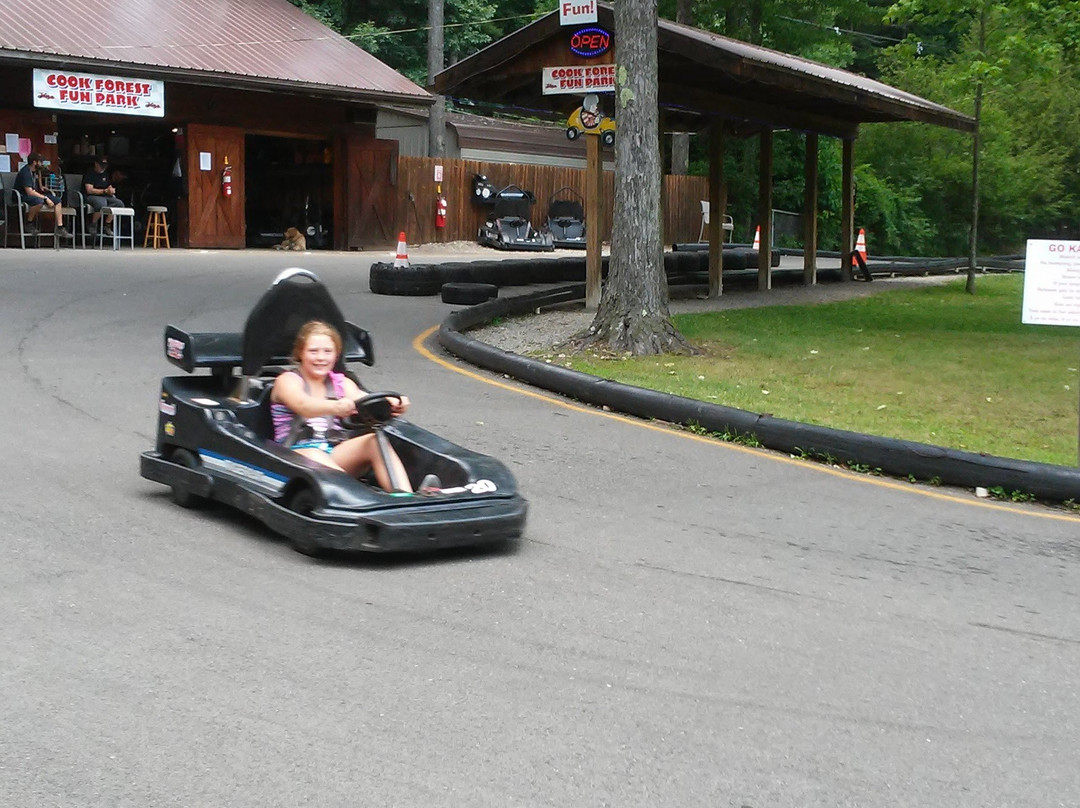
[97,206,135,250]
[143,205,170,248]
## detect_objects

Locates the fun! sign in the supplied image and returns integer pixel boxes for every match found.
[33,69,165,118]
[559,0,597,26]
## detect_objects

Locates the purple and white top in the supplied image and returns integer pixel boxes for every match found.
[270,370,347,444]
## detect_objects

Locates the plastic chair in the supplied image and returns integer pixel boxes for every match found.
[698,201,734,243]
[2,178,55,248]
[65,174,89,248]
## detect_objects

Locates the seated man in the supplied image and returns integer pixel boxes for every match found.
[83,155,124,236]
[16,152,69,238]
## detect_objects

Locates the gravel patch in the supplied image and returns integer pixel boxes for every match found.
[468,274,962,355]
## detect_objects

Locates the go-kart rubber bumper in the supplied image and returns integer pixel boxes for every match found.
[262,495,528,554]
[141,450,527,554]
[478,234,554,252]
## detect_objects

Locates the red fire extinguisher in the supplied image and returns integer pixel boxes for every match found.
[222,156,233,198]
[436,191,447,229]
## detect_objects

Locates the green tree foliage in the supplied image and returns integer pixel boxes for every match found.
[859,0,1080,253]
[290,0,541,84]
[297,0,1080,256]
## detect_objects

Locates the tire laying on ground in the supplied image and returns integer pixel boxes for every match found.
[441,282,499,305]
[369,262,442,296]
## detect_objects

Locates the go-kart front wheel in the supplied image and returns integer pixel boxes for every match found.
[285,487,324,557]
[169,448,206,509]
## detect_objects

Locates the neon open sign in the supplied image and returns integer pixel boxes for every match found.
[570,27,611,58]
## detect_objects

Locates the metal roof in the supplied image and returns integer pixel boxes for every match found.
[382,105,592,162]
[0,0,430,105]
[435,5,973,137]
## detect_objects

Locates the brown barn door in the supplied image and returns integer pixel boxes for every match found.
[185,124,245,248]
[345,136,398,249]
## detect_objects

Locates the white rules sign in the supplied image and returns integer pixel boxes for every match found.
[1023,240,1080,327]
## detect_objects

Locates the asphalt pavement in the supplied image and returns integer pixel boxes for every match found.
[1,246,1078,808]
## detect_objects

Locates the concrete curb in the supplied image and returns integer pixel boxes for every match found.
[438,284,1080,503]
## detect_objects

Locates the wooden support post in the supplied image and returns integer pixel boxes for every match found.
[585,132,603,310]
[841,136,856,282]
[708,124,725,298]
[758,127,773,291]
[803,133,819,286]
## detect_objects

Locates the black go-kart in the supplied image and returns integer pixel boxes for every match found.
[139,269,527,556]
[476,185,554,252]
[545,187,586,249]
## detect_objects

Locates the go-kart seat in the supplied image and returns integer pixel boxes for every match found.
[549,198,584,225]
[493,197,533,225]
[241,270,352,379]
[231,376,279,440]
[233,269,373,402]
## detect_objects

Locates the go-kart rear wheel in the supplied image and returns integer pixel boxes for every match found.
[169,448,206,509]
[285,487,323,557]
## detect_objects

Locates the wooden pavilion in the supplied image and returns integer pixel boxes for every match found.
[435,4,974,304]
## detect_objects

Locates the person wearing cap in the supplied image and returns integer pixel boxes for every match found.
[15,152,70,238]
[83,155,124,236]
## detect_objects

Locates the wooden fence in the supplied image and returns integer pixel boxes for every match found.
[395,155,708,246]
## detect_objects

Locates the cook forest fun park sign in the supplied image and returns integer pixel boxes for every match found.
[542,65,616,95]
[33,69,165,118]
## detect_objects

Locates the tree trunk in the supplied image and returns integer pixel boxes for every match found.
[427,0,446,158]
[581,0,694,356]
[966,7,986,295]
[749,0,764,45]
[669,0,692,175]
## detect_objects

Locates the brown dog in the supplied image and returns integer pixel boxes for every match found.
[273,227,307,251]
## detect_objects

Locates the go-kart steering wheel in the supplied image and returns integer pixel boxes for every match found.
[340,391,402,430]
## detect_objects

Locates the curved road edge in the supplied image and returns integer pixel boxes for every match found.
[437,284,1080,504]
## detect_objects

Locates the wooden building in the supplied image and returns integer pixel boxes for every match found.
[377,107,614,171]
[0,0,430,249]
[436,4,975,302]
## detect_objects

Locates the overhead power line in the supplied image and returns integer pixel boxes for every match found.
[98,11,545,52]
[351,11,545,40]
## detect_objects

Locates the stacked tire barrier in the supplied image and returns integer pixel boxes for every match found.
[438,284,1080,504]
[371,249,792,298]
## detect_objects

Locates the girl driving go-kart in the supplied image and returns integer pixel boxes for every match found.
[271,320,439,495]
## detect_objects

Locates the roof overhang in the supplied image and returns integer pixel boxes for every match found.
[0,50,434,107]
[0,0,432,108]
[435,5,974,138]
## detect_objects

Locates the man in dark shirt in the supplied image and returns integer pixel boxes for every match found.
[16,152,69,237]
[83,155,124,236]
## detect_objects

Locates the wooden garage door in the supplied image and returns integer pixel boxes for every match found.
[186,124,245,249]
[345,136,398,249]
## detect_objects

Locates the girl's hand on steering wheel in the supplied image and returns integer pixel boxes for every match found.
[336,398,357,417]
[389,395,409,417]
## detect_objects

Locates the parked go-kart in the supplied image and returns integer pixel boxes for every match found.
[139,269,527,555]
[545,187,586,249]
[477,185,554,252]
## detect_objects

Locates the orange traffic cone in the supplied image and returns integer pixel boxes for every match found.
[752,226,760,251]
[394,232,409,268]
[851,228,868,267]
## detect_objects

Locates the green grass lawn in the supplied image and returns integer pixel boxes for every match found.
[553,274,1080,466]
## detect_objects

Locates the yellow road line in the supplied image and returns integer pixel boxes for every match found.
[413,325,1080,524]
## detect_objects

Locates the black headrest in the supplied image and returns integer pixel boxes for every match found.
[241,269,348,377]
[494,196,533,219]
[549,199,584,220]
